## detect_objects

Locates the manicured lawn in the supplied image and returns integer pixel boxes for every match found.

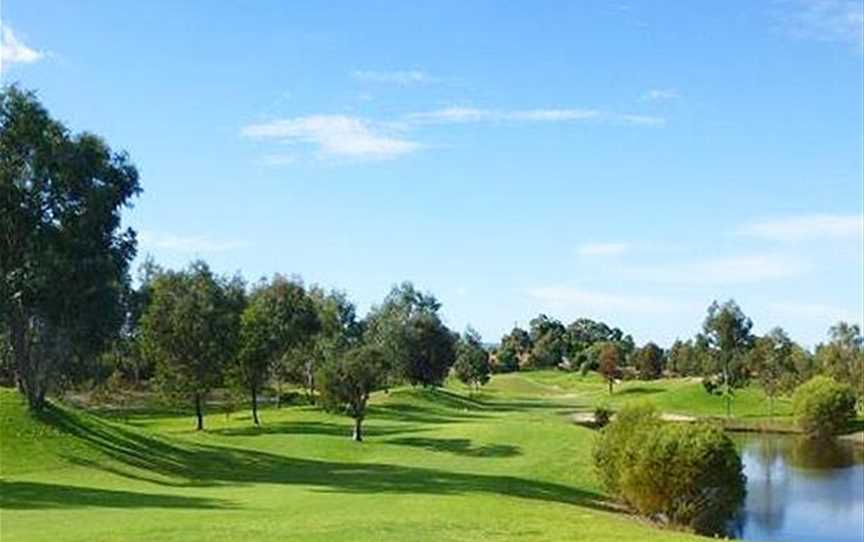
[0,373,758,542]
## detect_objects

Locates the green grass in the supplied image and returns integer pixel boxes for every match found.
[0,371,773,542]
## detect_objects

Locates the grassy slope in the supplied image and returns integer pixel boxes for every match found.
[0,373,751,542]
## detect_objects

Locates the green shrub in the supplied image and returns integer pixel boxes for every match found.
[593,403,660,494]
[791,376,857,438]
[593,404,746,536]
[618,423,746,535]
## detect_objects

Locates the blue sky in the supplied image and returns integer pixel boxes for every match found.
[2,0,862,348]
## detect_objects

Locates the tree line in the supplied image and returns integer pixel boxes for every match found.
[2,84,861,439]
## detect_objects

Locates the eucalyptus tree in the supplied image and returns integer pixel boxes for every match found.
[632,342,665,380]
[453,327,491,393]
[236,275,319,425]
[1,85,141,410]
[702,300,754,417]
[140,261,243,430]
[815,322,864,403]
[318,345,388,441]
[750,327,795,417]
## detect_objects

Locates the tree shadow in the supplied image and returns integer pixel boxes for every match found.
[212,420,423,439]
[616,386,663,396]
[0,480,232,510]
[385,437,521,458]
[40,404,616,513]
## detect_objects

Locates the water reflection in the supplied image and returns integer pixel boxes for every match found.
[734,433,864,542]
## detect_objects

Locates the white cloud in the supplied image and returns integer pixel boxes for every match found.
[527,286,686,314]
[738,214,864,241]
[630,254,809,285]
[406,107,664,126]
[241,115,421,160]
[642,88,680,101]
[1,25,45,67]
[352,69,433,86]
[139,232,248,253]
[781,0,864,52]
[577,242,630,256]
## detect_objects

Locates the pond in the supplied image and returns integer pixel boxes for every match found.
[733,433,864,542]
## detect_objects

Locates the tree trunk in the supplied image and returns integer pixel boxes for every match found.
[305,362,316,405]
[9,311,45,411]
[251,385,260,426]
[608,379,613,394]
[352,417,363,442]
[195,393,204,430]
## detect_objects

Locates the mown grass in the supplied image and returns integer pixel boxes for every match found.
[0,371,786,542]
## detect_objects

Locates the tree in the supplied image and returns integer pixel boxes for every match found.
[792,376,857,438]
[494,326,532,372]
[750,327,795,417]
[526,315,566,369]
[815,322,864,404]
[453,327,491,393]
[317,345,388,441]
[283,287,361,404]
[598,342,621,394]
[140,262,242,430]
[365,283,455,387]
[667,339,711,377]
[633,342,665,380]
[1,86,142,410]
[702,300,754,417]
[236,275,319,425]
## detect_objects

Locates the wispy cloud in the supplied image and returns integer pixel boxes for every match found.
[642,88,680,101]
[1,25,45,67]
[738,214,864,241]
[241,115,421,160]
[406,107,665,126]
[780,0,864,52]
[577,242,630,256]
[527,286,687,314]
[352,69,434,86]
[630,254,809,285]
[139,232,248,253]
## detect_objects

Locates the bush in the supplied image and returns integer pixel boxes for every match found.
[594,404,746,536]
[791,376,857,438]
[593,405,613,428]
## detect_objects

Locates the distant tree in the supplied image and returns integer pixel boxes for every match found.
[702,300,754,417]
[526,315,566,368]
[750,327,795,417]
[235,275,319,425]
[317,345,388,441]
[494,342,520,373]
[453,327,491,393]
[365,283,455,387]
[633,342,665,380]
[495,326,532,372]
[667,339,711,377]
[1,86,141,410]
[815,322,864,404]
[598,343,621,394]
[140,262,243,430]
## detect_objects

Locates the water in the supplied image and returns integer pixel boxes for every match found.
[734,433,864,542]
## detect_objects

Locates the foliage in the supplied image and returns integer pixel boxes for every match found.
[594,403,745,536]
[453,327,491,392]
[317,345,388,441]
[701,300,754,416]
[495,326,531,372]
[234,275,319,425]
[666,339,711,377]
[598,342,621,393]
[815,322,864,403]
[525,315,566,369]
[0,85,141,409]
[749,328,798,416]
[791,376,857,438]
[632,342,665,380]
[593,404,613,428]
[139,261,243,430]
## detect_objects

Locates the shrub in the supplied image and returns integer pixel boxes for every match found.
[593,404,613,428]
[618,423,746,535]
[594,404,746,536]
[791,376,857,438]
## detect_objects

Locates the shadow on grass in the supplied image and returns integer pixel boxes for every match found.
[0,480,232,510]
[616,386,664,396]
[38,404,614,513]
[385,437,521,458]
[212,420,422,439]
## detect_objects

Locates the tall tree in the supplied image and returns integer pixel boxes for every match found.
[702,300,754,417]
[140,261,242,430]
[317,345,388,441]
[236,275,319,425]
[598,342,621,394]
[633,342,665,380]
[453,327,491,393]
[1,86,141,410]
[815,322,864,404]
[365,282,455,387]
[750,327,795,417]
[495,326,532,372]
[526,314,566,369]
